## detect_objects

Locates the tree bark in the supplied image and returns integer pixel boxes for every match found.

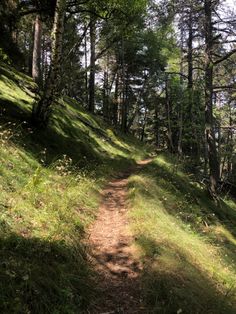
[84,27,89,108]
[187,7,193,125]
[103,70,109,121]
[187,9,193,92]
[121,37,128,133]
[204,0,220,195]
[103,54,109,121]
[165,76,174,152]
[112,71,119,125]
[121,73,128,133]
[32,14,42,84]
[32,0,66,126]
[88,14,96,113]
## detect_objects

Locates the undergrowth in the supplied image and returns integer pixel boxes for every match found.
[0,62,147,313]
[128,154,236,314]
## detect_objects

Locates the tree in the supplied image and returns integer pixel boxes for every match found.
[32,0,66,126]
[88,11,96,113]
[32,14,42,84]
[204,0,220,196]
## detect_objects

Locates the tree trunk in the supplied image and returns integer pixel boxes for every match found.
[187,7,193,126]
[121,38,127,133]
[141,106,147,142]
[84,27,89,108]
[32,14,42,84]
[121,73,128,133]
[88,14,96,113]
[187,10,193,93]
[155,105,160,148]
[165,76,174,152]
[32,0,66,127]
[112,71,119,125]
[204,0,220,195]
[103,54,109,121]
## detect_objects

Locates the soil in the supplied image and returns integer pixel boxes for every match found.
[86,160,152,314]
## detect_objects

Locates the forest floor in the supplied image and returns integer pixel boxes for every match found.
[87,159,152,314]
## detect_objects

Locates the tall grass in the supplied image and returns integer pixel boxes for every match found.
[128,154,236,314]
[0,124,100,312]
[0,61,149,312]
[0,113,149,312]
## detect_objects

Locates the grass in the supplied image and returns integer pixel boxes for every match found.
[128,153,236,313]
[0,62,148,313]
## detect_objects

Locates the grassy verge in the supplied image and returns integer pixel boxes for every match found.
[0,62,148,312]
[128,154,236,314]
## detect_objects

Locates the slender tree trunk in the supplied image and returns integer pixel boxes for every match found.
[88,14,96,112]
[28,21,34,76]
[32,14,42,84]
[41,34,46,85]
[112,71,119,125]
[165,76,174,152]
[141,106,147,142]
[155,105,160,147]
[84,27,89,107]
[187,8,196,156]
[32,0,66,126]
[227,107,233,175]
[121,38,128,133]
[204,0,220,195]
[121,73,128,133]
[178,102,183,155]
[187,10,193,93]
[187,8,194,129]
[178,21,185,155]
[103,54,109,121]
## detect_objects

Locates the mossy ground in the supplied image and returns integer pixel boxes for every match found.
[0,62,147,313]
[128,154,236,313]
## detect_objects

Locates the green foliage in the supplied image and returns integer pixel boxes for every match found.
[0,48,11,64]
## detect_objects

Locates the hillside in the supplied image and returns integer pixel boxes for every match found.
[1,63,236,314]
[128,154,236,313]
[0,62,147,313]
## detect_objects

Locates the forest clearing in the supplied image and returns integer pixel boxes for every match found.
[0,0,236,313]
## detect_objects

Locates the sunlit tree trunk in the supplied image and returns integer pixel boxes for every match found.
[32,14,42,84]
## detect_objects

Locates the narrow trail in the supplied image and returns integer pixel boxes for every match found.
[87,159,151,314]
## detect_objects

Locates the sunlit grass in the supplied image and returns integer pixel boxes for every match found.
[128,154,236,313]
[0,62,148,312]
[0,133,100,312]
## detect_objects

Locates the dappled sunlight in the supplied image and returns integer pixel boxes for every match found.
[0,61,149,312]
[128,154,236,313]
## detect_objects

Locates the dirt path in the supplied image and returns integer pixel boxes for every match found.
[87,160,151,314]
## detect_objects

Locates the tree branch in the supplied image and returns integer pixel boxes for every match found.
[214,49,236,65]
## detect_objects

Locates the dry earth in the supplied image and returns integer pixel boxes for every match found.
[87,160,152,314]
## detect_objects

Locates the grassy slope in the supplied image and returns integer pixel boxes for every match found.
[0,62,147,313]
[128,154,236,313]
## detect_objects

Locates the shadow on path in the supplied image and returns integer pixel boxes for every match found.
[86,159,152,314]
